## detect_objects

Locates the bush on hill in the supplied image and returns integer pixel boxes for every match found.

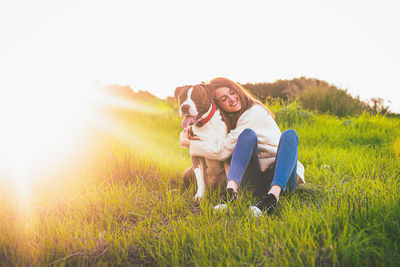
[242,77,394,117]
[241,77,329,102]
[298,85,368,117]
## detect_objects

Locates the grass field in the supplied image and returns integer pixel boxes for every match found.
[0,96,399,266]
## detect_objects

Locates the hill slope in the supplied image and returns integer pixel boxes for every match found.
[0,94,399,266]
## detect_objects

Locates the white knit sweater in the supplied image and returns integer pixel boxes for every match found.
[189,104,305,183]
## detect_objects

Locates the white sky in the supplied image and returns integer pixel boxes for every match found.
[1,0,400,113]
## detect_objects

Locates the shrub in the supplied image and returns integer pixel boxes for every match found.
[266,98,314,128]
[299,86,367,117]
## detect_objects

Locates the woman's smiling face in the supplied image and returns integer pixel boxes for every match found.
[215,87,242,113]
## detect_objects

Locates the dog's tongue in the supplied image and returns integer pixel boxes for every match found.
[181,116,197,128]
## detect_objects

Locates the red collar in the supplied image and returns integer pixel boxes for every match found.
[196,100,216,127]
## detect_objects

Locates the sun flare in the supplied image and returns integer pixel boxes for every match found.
[0,81,103,196]
[0,80,167,200]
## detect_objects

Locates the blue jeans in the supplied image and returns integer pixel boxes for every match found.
[227,128,298,196]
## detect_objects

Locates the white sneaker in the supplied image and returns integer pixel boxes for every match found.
[213,188,237,212]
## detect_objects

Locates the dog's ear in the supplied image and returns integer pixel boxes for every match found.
[204,84,215,99]
[174,86,182,101]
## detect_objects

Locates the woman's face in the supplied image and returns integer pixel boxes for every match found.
[215,87,242,113]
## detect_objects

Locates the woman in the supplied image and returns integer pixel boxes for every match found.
[180,77,305,217]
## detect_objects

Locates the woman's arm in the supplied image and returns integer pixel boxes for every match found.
[189,125,246,160]
[189,104,276,160]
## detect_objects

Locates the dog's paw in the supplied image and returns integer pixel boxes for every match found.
[193,194,203,202]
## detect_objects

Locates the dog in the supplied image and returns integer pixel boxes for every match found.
[175,84,228,200]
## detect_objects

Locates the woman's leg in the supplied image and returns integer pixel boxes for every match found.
[270,129,299,196]
[215,128,265,210]
[227,128,264,190]
[250,129,299,216]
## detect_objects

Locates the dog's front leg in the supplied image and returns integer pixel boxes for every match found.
[192,156,206,201]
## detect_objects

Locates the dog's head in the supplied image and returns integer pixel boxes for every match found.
[174,84,214,128]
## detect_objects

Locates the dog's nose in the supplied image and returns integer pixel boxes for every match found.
[181,104,190,114]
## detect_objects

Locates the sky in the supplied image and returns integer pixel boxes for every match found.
[1,0,400,113]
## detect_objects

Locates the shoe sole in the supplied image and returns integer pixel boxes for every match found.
[249,206,263,217]
[213,204,228,212]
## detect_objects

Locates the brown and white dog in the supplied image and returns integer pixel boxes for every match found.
[175,84,227,200]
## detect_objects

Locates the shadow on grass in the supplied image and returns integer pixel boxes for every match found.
[289,182,325,208]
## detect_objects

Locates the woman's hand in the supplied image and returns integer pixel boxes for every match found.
[180,128,191,148]
[180,128,200,148]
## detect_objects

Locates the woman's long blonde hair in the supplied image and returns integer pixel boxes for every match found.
[207,77,274,132]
